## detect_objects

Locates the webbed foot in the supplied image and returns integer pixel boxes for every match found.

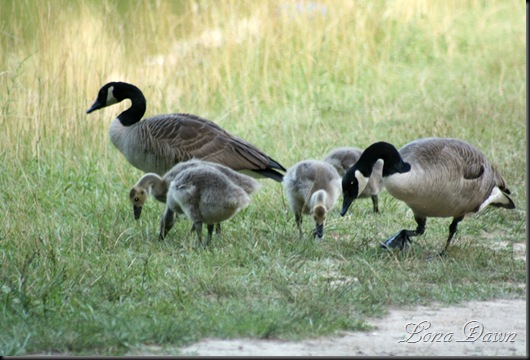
[380,230,413,252]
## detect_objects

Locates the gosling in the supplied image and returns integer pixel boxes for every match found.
[130,159,262,220]
[283,159,341,239]
[162,165,259,247]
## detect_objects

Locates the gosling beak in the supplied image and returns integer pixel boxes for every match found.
[314,223,324,239]
[133,206,142,220]
[87,99,104,114]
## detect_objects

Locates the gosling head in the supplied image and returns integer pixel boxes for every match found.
[129,186,149,220]
[312,204,327,239]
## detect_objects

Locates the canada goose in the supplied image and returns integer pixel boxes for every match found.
[161,165,258,247]
[323,147,384,212]
[87,82,286,181]
[283,160,341,239]
[130,158,262,220]
[340,138,516,255]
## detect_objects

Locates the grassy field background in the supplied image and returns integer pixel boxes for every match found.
[0,0,526,355]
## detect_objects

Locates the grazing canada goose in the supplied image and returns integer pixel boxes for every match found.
[340,137,516,255]
[323,147,384,212]
[87,82,286,181]
[161,165,258,247]
[283,160,341,239]
[130,159,262,220]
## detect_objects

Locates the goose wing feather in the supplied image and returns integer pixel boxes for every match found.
[134,113,282,173]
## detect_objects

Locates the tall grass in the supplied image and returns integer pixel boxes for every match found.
[0,0,526,355]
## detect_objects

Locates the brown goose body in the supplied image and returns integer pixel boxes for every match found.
[341,137,515,254]
[88,82,285,181]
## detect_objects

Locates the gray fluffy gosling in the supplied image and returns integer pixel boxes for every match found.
[323,147,384,212]
[283,159,341,239]
[162,165,260,247]
[340,137,516,255]
[130,159,262,220]
[87,82,286,181]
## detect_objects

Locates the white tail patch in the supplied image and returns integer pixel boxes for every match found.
[478,186,512,213]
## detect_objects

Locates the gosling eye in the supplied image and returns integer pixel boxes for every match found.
[134,197,139,202]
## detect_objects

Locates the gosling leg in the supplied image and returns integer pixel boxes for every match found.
[206,224,215,247]
[371,195,379,213]
[193,221,206,249]
[295,212,303,239]
[159,207,177,240]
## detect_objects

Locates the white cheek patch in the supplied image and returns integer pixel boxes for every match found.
[354,170,369,196]
[106,85,118,105]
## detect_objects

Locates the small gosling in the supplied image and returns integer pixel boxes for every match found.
[283,159,341,239]
[162,165,259,247]
[129,173,168,220]
[129,159,262,220]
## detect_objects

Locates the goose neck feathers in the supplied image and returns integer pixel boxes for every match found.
[356,142,411,178]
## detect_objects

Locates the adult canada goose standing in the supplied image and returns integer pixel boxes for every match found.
[129,159,262,220]
[87,82,286,181]
[283,160,341,239]
[340,137,516,255]
[323,147,384,212]
[162,165,259,247]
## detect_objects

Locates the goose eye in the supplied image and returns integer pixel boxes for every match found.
[351,181,354,185]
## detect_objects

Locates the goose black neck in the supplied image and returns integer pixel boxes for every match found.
[116,83,147,127]
[357,141,411,177]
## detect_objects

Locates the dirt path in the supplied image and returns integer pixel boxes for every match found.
[174,298,526,356]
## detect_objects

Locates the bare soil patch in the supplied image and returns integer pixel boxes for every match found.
[174,298,526,356]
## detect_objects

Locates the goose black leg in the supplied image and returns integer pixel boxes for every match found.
[438,216,464,256]
[381,217,426,251]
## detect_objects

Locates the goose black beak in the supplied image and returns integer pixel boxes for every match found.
[133,206,142,220]
[87,99,104,114]
[340,196,354,216]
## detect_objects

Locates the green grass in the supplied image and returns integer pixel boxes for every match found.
[0,0,526,355]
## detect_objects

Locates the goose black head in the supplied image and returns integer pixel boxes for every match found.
[340,166,369,216]
[87,82,143,113]
[87,82,121,113]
